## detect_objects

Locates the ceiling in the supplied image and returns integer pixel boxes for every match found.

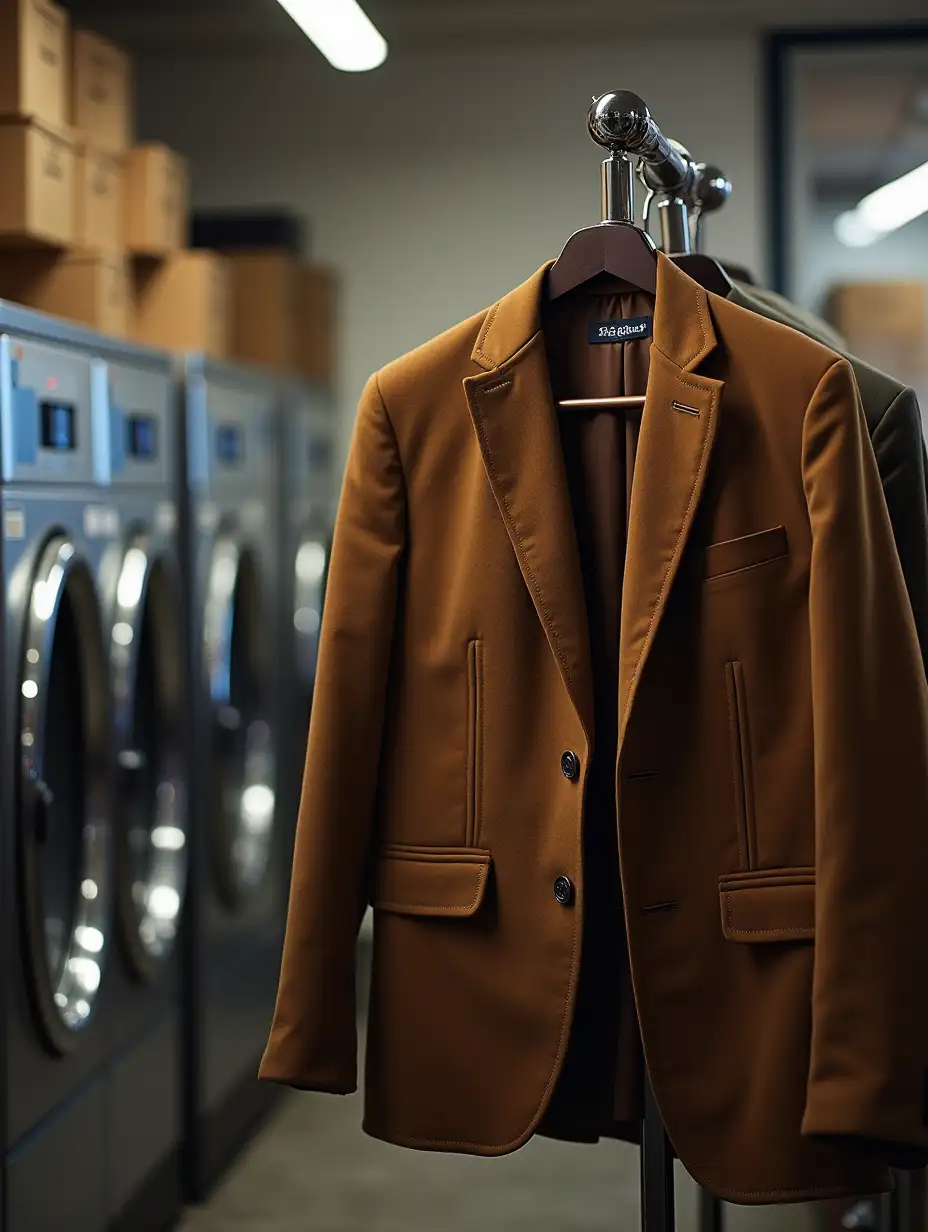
[60,0,928,53]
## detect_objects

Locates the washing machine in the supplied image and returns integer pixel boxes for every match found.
[277,379,335,871]
[96,352,187,1232]
[179,356,283,1200]
[0,310,118,1230]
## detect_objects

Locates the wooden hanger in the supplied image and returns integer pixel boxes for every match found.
[546,122,659,412]
[669,252,733,296]
[677,161,755,291]
[547,216,656,412]
[719,260,756,286]
[548,218,657,301]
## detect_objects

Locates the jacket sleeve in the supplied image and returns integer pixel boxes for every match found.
[259,371,405,1093]
[870,386,928,681]
[800,358,928,1165]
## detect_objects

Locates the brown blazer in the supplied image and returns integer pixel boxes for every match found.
[260,253,928,1204]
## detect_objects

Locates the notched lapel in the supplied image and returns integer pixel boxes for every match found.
[464,333,595,745]
[463,254,726,755]
[618,345,722,751]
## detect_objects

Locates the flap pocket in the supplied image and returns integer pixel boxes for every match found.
[705,525,788,581]
[719,867,815,942]
[373,846,491,918]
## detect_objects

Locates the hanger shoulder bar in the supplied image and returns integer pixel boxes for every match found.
[557,394,646,409]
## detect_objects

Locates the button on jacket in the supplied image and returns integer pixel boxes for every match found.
[260,253,928,1204]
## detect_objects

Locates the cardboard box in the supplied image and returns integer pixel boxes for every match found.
[71,29,132,153]
[131,250,230,357]
[824,282,928,346]
[0,0,69,125]
[228,250,299,371]
[73,140,123,250]
[296,265,337,384]
[0,116,73,247]
[125,143,188,255]
[0,249,129,336]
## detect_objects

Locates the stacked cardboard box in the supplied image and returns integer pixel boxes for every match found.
[0,0,74,247]
[0,1,230,354]
[824,281,928,393]
[297,264,337,384]
[0,8,135,333]
[132,250,231,358]
[125,142,232,359]
[222,248,337,383]
[60,27,132,334]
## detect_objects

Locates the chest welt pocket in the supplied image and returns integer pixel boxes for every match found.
[373,847,492,917]
[718,867,815,942]
[704,525,788,582]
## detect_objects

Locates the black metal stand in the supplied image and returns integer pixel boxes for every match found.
[908,1169,926,1231]
[642,1073,727,1232]
[692,1158,925,1232]
[886,1171,917,1232]
[641,1073,675,1231]
[699,1191,724,1232]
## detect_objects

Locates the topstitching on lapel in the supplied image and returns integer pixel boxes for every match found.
[463,265,595,746]
[617,254,725,753]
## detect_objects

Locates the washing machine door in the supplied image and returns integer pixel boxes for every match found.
[111,533,187,980]
[292,531,329,705]
[203,532,275,907]
[18,534,112,1055]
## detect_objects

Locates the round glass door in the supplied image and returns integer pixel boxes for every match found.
[293,533,329,699]
[203,534,275,907]
[19,535,111,1054]
[111,535,187,980]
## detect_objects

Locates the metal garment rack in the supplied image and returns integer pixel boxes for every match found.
[586,93,928,1232]
[629,110,926,1232]
[583,91,690,1232]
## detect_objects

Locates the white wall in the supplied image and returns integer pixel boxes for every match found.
[135,37,762,463]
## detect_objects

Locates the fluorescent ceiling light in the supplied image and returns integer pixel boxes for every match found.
[275,0,387,72]
[834,158,928,248]
[834,210,880,248]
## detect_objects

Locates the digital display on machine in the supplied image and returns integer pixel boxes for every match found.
[127,414,158,460]
[216,423,244,465]
[40,400,77,451]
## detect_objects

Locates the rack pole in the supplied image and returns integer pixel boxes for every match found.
[601,151,636,225]
[686,163,732,252]
[585,92,725,1232]
[641,1073,675,1232]
[637,137,694,254]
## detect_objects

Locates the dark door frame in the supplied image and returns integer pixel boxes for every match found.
[765,22,928,294]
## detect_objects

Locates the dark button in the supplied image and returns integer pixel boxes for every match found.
[553,875,575,907]
[560,750,580,781]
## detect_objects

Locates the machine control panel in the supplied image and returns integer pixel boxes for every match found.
[216,422,245,466]
[102,359,173,487]
[127,413,158,460]
[0,334,97,485]
[286,384,336,523]
[41,399,78,451]
[186,367,278,493]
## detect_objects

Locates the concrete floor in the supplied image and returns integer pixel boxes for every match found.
[179,1077,820,1232]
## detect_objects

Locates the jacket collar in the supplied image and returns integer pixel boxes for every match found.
[469,250,719,374]
[463,252,723,751]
